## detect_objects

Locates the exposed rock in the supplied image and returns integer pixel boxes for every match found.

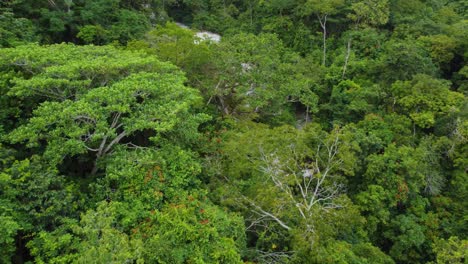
[175,22,221,43]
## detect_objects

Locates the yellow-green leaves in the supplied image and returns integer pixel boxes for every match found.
[6,44,203,172]
[348,0,390,27]
[391,74,465,128]
[0,44,176,102]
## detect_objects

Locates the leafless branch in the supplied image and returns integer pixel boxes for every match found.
[250,131,344,236]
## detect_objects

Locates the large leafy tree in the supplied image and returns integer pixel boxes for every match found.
[2,44,204,175]
[9,71,201,173]
[205,33,317,122]
[0,44,222,263]
[139,22,214,82]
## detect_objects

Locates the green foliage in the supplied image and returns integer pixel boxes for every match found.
[391,74,465,128]
[1,1,467,263]
[4,44,202,175]
[28,223,80,264]
[431,236,468,264]
[327,80,379,123]
[376,39,438,83]
[352,113,412,157]
[419,34,457,67]
[28,202,144,264]
[0,9,37,47]
[109,9,150,44]
[73,202,145,264]
[0,155,83,264]
[301,0,345,16]
[9,71,199,167]
[348,0,390,27]
[356,140,457,263]
[77,25,108,44]
[298,240,394,264]
[216,122,371,261]
[139,195,245,263]
[89,145,204,227]
[0,171,20,264]
[143,22,213,80]
[80,0,120,26]
[205,33,318,121]
[2,0,154,44]
[0,44,167,102]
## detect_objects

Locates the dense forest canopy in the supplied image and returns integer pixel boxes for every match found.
[0,0,467,263]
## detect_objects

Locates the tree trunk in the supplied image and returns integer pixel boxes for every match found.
[318,15,328,66]
[342,39,352,79]
[90,160,99,176]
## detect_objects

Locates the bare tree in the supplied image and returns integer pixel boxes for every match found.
[244,129,346,242]
[342,39,352,79]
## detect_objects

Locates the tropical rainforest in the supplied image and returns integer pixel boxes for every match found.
[0,0,467,263]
